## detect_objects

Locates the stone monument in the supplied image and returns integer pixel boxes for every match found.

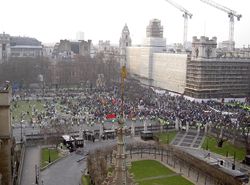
[102,66,135,185]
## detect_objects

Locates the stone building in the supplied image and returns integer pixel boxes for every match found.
[79,40,92,56]
[102,119,134,185]
[0,33,11,63]
[98,40,111,52]
[52,39,92,59]
[0,87,13,185]
[58,40,71,54]
[119,24,132,65]
[185,36,250,99]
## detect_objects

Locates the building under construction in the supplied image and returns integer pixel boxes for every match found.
[126,20,250,99]
[185,36,250,99]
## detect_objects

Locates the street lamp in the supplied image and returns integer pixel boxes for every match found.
[206,137,209,150]
[20,119,24,143]
[48,148,51,163]
[165,120,170,144]
[35,165,38,184]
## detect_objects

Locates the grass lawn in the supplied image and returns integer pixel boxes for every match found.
[202,136,246,161]
[12,100,45,122]
[41,148,60,168]
[82,175,91,185]
[155,131,177,144]
[130,160,194,185]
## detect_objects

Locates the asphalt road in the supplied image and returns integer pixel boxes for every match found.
[40,138,135,185]
[41,152,85,185]
[19,139,122,185]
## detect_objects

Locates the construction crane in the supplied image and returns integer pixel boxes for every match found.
[200,0,242,50]
[164,0,192,49]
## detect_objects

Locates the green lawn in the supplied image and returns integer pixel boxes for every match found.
[202,136,246,161]
[12,100,45,122]
[155,131,177,144]
[41,148,60,168]
[130,160,194,185]
[82,175,91,185]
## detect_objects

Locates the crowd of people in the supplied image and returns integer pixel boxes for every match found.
[12,80,250,137]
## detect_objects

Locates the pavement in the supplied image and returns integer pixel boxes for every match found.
[41,152,85,185]
[20,146,41,185]
[171,130,205,148]
[40,138,135,185]
[183,147,250,174]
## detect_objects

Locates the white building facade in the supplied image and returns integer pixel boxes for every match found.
[127,19,187,94]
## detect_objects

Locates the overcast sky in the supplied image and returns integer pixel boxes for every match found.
[0,0,249,47]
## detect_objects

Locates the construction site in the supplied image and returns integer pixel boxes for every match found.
[127,0,250,100]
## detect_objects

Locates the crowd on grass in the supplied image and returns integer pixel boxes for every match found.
[12,80,250,136]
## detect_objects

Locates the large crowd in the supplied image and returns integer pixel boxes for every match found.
[12,80,250,134]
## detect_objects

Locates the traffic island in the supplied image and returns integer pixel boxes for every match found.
[40,144,71,170]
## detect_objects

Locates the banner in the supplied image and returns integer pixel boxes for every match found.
[106,113,116,119]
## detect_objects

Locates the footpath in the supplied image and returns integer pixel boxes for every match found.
[20,146,41,185]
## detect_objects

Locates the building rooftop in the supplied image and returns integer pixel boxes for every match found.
[10,36,42,46]
[10,45,43,49]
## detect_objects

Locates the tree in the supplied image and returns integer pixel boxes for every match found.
[239,114,250,155]
[213,115,231,147]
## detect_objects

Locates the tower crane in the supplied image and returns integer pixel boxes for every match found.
[200,0,242,50]
[164,0,192,49]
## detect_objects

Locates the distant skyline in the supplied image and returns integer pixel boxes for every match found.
[0,0,249,47]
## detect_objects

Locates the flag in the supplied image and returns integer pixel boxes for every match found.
[104,113,117,123]
[106,113,116,119]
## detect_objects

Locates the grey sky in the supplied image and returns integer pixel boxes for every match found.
[0,0,249,47]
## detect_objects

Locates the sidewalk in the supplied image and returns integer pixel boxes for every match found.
[20,146,41,185]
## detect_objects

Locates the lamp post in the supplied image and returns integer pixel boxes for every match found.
[166,121,170,144]
[35,165,38,184]
[48,148,51,163]
[20,119,24,143]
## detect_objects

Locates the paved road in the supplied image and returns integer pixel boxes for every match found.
[40,141,114,185]
[41,153,85,185]
[20,146,40,185]
[40,138,135,185]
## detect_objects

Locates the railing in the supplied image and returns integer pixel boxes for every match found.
[88,143,247,185]
[25,124,176,141]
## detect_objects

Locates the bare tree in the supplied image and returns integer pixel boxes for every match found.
[212,115,232,147]
[239,114,250,155]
